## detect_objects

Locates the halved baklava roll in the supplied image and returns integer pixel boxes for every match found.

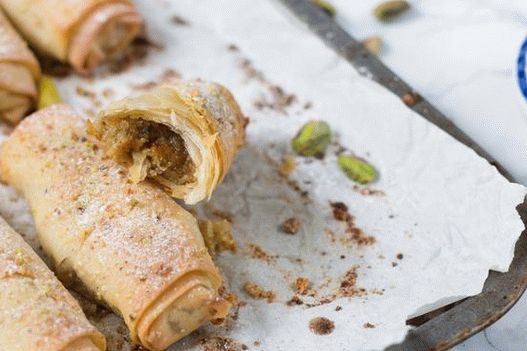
[0,216,105,351]
[0,105,230,351]
[91,81,247,204]
[0,0,143,73]
[0,10,40,124]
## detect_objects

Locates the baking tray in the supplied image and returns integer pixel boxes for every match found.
[278,0,527,350]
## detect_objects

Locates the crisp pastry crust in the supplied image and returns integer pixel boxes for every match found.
[0,216,105,351]
[0,105,230,351]
[0,0,143,72]
[93,81,247,204]
[0,10,40,124]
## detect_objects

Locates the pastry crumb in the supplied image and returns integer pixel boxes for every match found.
[363,322,376,329]
[309,317,335,335]
[199,219,237,255]
[200,336,247,351]
[280,217,300,234]
[294,277,310,294]
[243,282,275,303]
[278,155,296,177]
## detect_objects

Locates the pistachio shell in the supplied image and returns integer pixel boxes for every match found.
[311,0,336,17]
[362,36,382,56]
[337,155,377,184]
[373,0,410,22]
[37,76,61,110]
[291,120,332,158]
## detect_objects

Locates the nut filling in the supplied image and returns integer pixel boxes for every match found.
[100,118,196,185]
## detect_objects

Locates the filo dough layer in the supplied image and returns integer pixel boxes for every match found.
[93,81,247,204]
[0,105,230,351]
[0,0,142,72]
[0,10,40,124]
[0,217,105,351]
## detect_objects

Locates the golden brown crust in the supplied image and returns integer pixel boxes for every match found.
[0,217,105,351]
[0,105,229,349]
[94,81,247,204]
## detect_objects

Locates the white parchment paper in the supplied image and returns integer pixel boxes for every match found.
[0,1,525,350]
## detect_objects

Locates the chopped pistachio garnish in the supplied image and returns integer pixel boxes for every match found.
[291,120,331,158]
[362,36,382,56]
[337,155,377,184]
[373,0,410,22]
[311,0,336,17]
[37,75,61,110]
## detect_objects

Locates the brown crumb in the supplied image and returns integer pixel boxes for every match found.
[286,295,304,306]
[243,282,275,303]
[295,277,310,294]
[76,86,97,100]
[396,253,404,260]
[309,317,335,335]
[200,336,246,351]
[280,217,300,235]
[335,305,342,311]
[254,341,261,347]
[330,201,351,221]
[402,92,421,107]
[339,266,367,298]
[278,155,296,177]
[171,15,189,26]
[352,185,385,197]
[303,101,313,109]
[391,262,398,267]
[330,202,376,247]
[199,220,237,255]
[248,244,277,263]
[363,322,375,329]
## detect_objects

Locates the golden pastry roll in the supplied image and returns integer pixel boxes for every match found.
[91,81,247,205]
[0,216,105,351]
[0,105,230,351]
[0,10,40,124]
[0,0,143,73]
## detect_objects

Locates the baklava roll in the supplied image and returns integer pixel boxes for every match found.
[0,105,230,351]
[0,216,105,351]
[0,0,143,73]
[91,81,247,204]
[0,10,40,124]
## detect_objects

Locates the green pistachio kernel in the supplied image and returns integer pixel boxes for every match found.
[373,0,410,22]
[362,36,382,56]
[37,75,61,110]
[291,120,332,158]
[337,155,377,184]
[311,0,337,17]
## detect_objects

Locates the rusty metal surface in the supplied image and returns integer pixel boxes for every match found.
[278,0,527,349]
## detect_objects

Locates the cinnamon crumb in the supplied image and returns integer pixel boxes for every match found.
[286,295,304,306]
[294,277,310,294]
[227,44,239,52]
[243,282,275,303]
[339,266,366,297]
[397,253,404,260]
[280,217,300,235]
[330,201,376,247]
[309,317,335,335]
[248,244,277,263]
[363,322,375,328]
[335,305,342,311]
[200,336,246,351]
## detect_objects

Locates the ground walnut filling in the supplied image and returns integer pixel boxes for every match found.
[101,118,196,185]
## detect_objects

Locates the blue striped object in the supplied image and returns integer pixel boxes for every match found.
[518,37,527,101]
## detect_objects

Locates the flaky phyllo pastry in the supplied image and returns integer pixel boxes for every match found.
[0,10,40,124]
[0,0,143,72]
[0,216,105,351]
[91,80,247,204]
[0,106,231,351]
